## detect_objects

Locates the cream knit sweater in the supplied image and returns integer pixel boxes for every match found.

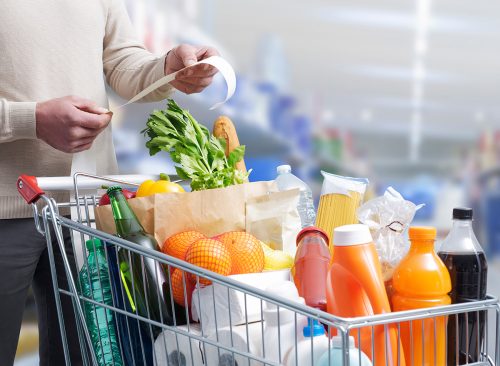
[0,0,173,218]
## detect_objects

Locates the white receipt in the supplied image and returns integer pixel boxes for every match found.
[112,55,236,111]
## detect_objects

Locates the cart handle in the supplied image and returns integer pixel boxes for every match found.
[17,174,166,204]
[17,175,45,204]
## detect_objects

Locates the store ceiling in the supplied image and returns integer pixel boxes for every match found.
[200,0,500,178]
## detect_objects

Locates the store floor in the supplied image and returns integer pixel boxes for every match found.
[14,263,500,365]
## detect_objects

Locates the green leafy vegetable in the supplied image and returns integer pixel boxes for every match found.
[142,99,250,191]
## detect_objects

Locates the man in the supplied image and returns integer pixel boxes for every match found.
[0,1,219,364]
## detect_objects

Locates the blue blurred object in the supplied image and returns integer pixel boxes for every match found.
[484,191,500,255]
[246,157,285,182]
[292,115,313,155]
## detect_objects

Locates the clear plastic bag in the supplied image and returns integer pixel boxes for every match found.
[357,187,424,282]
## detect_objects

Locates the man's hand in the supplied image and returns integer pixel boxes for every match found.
[36,96,112,153]
[165,44,220,94]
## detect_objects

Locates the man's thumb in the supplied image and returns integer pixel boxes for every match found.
[176,45,197,67]
[72,97,109,115]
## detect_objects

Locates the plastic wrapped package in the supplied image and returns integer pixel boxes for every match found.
[315,171,369,246]
[357,187,423,300]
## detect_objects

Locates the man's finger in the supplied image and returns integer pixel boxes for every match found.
[77,111,112,130]
[72,141,94,153]
[174,44,198,67]
[172,82,205,95]
[176,65,218,79]
[176,76,214,89]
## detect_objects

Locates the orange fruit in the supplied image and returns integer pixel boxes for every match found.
[216,231,264,275]
[163,231,205,260]
[170,268,195,307]
[185,238,232,285]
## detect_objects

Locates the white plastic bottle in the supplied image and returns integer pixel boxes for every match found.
[275,165,316,228]
[283,319,330,366]
[317,336,372,366]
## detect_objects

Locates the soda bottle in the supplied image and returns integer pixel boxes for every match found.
[275,165,316,228]
[107,186,185,333]
[293,227,330,310]
[79,238,123,365]
[438,208,488,365]
[392,227,451,366]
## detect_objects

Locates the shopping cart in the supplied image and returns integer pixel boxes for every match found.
[17,173,500,366]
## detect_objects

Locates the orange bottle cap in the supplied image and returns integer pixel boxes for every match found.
[408,226,437,241]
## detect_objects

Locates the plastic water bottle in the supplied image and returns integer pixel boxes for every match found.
[79,238,123,366]
[275,165,316,228]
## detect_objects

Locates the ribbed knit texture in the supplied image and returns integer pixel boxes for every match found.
[0,0,173,218]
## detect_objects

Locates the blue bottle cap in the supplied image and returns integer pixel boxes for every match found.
[303,319,325,337]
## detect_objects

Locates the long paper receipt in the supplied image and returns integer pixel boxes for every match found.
[112,55,236,111]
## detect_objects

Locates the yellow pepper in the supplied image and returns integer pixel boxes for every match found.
[136,174,185,197]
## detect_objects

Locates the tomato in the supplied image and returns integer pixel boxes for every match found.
[99,188,135,206]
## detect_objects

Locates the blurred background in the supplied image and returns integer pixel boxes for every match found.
[15,0,500,363]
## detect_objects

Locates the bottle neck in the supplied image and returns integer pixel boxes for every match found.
[409,239,435,253]
[439,219,483,253]
[108,190,144,237]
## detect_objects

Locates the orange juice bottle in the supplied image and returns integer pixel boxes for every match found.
[327,224,405,366]
[392,227,451,366]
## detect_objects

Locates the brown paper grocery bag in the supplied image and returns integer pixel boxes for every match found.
[153,181,273,246]
[94,181,273,248]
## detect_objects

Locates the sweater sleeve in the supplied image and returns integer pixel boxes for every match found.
[103,0,174,102]
[0,99,37,143]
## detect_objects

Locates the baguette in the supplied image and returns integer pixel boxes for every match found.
[212,116,247,174]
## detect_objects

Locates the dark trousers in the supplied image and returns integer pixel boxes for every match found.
[0,218,83,366]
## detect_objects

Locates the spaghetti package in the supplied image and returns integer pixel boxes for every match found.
[315,171,369,247]
[357,187,423,292]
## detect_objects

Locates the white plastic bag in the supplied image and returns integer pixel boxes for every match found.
[357,187,424,281]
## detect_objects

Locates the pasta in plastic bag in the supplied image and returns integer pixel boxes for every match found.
[357,187,424,283]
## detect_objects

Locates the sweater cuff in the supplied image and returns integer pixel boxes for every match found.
[152,55,174,97]
[9,101,37,139]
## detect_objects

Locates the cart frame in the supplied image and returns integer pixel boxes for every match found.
[17,173,500,366]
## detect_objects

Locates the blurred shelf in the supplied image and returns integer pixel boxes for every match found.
[317,154,366,177]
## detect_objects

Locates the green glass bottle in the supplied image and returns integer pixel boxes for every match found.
[79,238,123,365]
[107,186,183,333]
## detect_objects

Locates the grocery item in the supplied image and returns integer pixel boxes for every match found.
[104,242,154,366]
[215,231,264,274]
[317,336,372,366]
[263,281,308,364]
[357,187,423,303]
[185,238,232,285]
[260,241,294,270]
[213,115,248,174]
[191,270,291,335]
[293,227,330,310]
[392,227,451,366]
[135,173,184,197]
[326,224,404,366]
[438,208,488,365]
[79,239,123,366]
[170,268,195,308]
[275,164,316,228]
[283,319,330,366]
[162,230,205,261]
[315,171,368,252]
[154,324,203,366]
[205,322,263,366]
[246,188,302,257]
[99,188,135,205]
[143,99,250,191]
[107,186,184,330]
